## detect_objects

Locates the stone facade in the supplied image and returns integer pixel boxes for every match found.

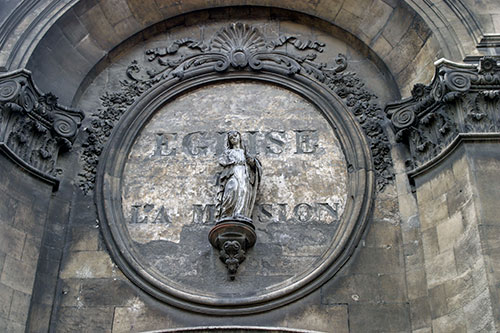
[0,1,500,332]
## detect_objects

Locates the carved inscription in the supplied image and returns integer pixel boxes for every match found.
[122,82,347,247]
[153,130,319,157]
[131,202,340,225]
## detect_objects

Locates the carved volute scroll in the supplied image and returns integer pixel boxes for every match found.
[0,69,84,189]
[386,56,500,175]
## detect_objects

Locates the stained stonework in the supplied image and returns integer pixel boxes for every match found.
[10,1,500,331]
[121,80,347,295]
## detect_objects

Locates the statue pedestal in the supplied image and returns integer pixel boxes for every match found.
[208,218,257,280]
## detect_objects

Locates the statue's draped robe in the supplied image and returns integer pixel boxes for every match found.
[216,148,261,220]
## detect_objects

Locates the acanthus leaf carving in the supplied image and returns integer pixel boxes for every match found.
[386,56,500,172]
[0,69,84,189]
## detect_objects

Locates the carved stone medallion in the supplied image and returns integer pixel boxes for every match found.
[94,23,377,315]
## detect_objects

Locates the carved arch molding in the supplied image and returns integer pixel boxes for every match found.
[83,23,393,315]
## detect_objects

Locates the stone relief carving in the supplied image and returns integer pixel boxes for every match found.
[386,57,500,172]
[210,131,262,279]
[216,131,262,222]
[79,23,393,193]
[0,69,84,189]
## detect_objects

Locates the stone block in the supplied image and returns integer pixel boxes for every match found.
[279,304,349,333]
[333,8,363,35]
[429,168,455,197]
[386,26,425,75]
[421,227,439,259]
[406,267,428,300]
[59,279,82,307]
[463,288,495,331]
[0,256,36,294]
[56,306,114,332]
[0,283,13,319]
[382,4,414,46]
[410,296,432,330]
[21,234,41,266]
[0,224,25,260]
[127,0,163,26]
[425,250,457,288]
[0,196,17,226]
[81,3,122,50]
[372,191,400,223]
[13,201,44,237]
[75,34,107,65]
[479,224,500,251]
[446,185,472,215]
[364,220,401,248]
[99,0,133,26]
[341,0,373,18]
[359,0,393,41]
[432,309,467,333]
[378,273,407,302]
[398,193,418,223]
[419,194,448,231]
[403,236,424,269]
[57,9,88,46]
[349,244,403,274]
[8,290,30,324]
[60,251,115,279]
[436,211,463,252]
[112,300,177,332]
[454,225,482,275]
[443,270,476,313]
[452,155,470,182]
[348,303,411,332]
[428,284,448,319]
[69,225,99,251]
[321,274,381,304]
[112,15,142,40]
[314,0,343,20]
[0,317,6,332]
[79,278,136,307]
[6,321,24,333]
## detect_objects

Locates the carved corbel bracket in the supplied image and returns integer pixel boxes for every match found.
[385,56,500,174]
[208,219,256,280]
[0,69,84,189]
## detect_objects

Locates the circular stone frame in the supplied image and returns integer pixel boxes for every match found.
[95,68,375,315]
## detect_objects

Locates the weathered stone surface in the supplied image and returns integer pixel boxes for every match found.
[0,256,36,295]
[8,290,30,324]
[120,81,347,297]
[60,251,115,279]
[0,224,25,260]
[349,303,411,332]
[57,306,114,332]
[0,283,13,319]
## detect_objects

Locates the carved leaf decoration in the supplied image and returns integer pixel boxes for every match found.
[79,23,393,193]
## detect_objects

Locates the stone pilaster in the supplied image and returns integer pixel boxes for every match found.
[386,56,500,332]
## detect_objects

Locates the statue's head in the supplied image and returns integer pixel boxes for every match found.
[227,131,241,148]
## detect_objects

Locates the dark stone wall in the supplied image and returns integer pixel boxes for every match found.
[0,155,52,332]
[30,11,412,333]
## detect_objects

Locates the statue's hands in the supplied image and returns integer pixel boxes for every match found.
[245,154,256,166]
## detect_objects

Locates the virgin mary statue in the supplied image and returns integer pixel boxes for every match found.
[215,131,262,223]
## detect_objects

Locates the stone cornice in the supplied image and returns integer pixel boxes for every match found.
[0,69,84,189]
[385,56,500,173]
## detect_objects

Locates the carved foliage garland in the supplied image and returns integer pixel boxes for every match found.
[0,70,84,188]
[386,57,500,171]
[79,23,393,193]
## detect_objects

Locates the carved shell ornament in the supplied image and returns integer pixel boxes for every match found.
[80,23,393,193]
